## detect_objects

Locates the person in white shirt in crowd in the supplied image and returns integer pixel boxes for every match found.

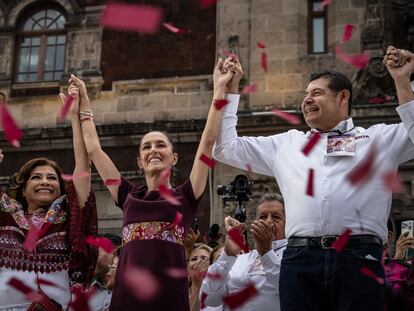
[200,193,287,311]
[212,47,414,311]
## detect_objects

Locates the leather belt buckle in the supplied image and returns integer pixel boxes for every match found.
[320,235,337,249]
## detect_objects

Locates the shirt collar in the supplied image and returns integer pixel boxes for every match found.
[306,118,355,137]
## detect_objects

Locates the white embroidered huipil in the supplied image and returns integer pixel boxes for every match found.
[213,94,414,242]
[200,240,287,311]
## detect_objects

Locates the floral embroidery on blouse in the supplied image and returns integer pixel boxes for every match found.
[0,193,67,229]
[123,221,184,246]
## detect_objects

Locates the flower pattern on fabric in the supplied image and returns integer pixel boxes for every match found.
[123,221,184,246]
[0,193,67,229]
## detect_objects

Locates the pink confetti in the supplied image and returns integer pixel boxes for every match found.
[319,0,332,9]
[200,0,218,8]
[368,97,385,104]
[199,154,216,168]
[257,41,266,49]
[85,236,115,254]
[124,266,160,302]
[61,171,90,181]
[70,285,95,311]
[246,164,252,173]
[0,103,22,148]
[219,49,238,60]
[302,132,321,156]
[8,277,33,295]
[335,45,370,69]
[205,272,225,281]
[165,267,188,278]
[59,95,74,122]
[214,99,229,110]
[223,283,258,310]
[200,292,208,309]
[227,228,248,253]
[272,109,301,125]
[159,168,171,184]
[242,84,257,94]
[261,52,268,73]
[360,267,385,284]
[332,228,352,252]
[342,24,355,42]
[382,171,404,193]
[347,144,376,185]
[23,223,52,253]
[172,211,183,226]
[37,278,63,290]
[163,22,186,34]
[306,168,314,196]
[158,184,181,206]
[101,3,162,34]
[104,178,122,186]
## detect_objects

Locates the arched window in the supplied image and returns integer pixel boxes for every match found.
[15,7,66,83]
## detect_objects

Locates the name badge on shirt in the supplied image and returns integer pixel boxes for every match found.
[327,134,355,156]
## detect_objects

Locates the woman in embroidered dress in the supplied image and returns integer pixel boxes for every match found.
[70,56,242,311]
[0,83,97,310]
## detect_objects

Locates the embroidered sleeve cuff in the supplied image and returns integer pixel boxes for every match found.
[396,100,414,126]
[223,94,240,114]
[260,249,280,270]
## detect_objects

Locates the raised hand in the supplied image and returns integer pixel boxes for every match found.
[0,149,3,163]
[394,231,414,260]
[384,46,414,82]
[213,58,235,99]
[250,220,276,256]
[224,216,246,256]
[223,57,243,94]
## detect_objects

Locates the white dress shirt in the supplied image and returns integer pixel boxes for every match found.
[213,94,414,242]
[200,239,287,311]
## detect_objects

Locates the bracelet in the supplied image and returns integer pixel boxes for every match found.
[80,116,93,123]
[79,111,93,117]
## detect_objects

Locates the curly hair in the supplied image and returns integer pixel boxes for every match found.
[8,158,66,212]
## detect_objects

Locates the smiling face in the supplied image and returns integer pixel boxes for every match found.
[23,165,61,212]
[301,77,349,131]
[256,200,286,240]
[137,131,178,176]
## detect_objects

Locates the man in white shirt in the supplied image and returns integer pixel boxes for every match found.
[212,48,414,310]
[200,193,287,311]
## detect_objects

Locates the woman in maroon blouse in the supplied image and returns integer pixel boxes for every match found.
[0,84,97,310]
[71,57,242,311]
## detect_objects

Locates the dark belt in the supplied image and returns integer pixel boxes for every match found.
[287,234,382,250]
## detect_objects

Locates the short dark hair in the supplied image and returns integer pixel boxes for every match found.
[309,70,353,116]
[9,158,65,212]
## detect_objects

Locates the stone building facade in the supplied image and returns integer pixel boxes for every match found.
[0,0,413,239]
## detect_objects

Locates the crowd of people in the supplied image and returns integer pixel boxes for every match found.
[0,45,413,311]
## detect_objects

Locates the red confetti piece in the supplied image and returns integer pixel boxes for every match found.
[37,278,63,290]
[23,223,52,253]
[272,109,301,125]
[227,227,248,253]
[257,41,266,49]
[319,0,332,9]
[214,99,229,110]
[306,168,314,196]
[85,236,116,254]
[158,184,181,206]
[332,228,352,252]
[163,22,186,34]
[223,283,258,310]
[261,52,268,73]
[341,24,355,43]
[302,132,321,156]
[335,45,370,69]
[219,49,238,60]
[70,285,95,311]
[124,266,160,302]
[368,97,385,104]
[205,272,225,281]
[200,0,218,8]
[59,95,74,122]
[8,277,34,295]
[382,171,404,193]
[172,211,183,226]
[159,168,171,184]
[0,103,22,148]
[199,154,216,168]
[200,292,208,309]
[61,171,90,181]
[165,267,188,278]
[101,3,162,34]
[242,84,257,94]
[360,267,385,285]
[347,144,376,185]
[104,178,122,186]
[246,163,252,173]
